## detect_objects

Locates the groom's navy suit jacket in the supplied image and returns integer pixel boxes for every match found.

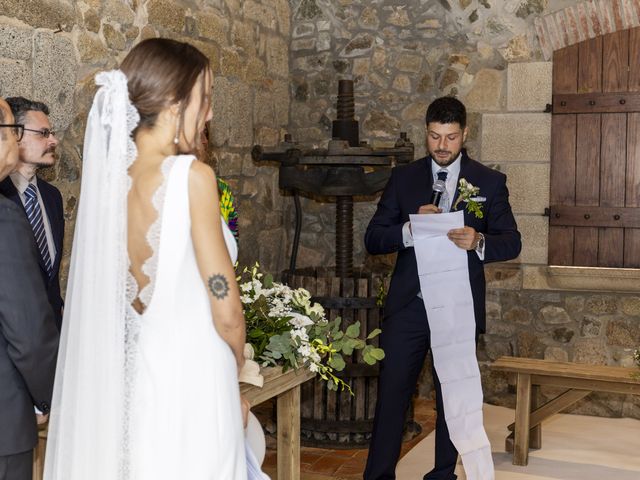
[365,152,521,333]
[0,176,64,331]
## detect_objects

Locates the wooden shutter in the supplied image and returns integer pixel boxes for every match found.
[549,27,640,268]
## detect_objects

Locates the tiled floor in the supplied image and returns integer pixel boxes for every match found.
[262,397,437,479]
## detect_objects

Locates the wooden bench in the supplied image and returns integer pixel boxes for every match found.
[241,366,315,480]
[491,356,640,466]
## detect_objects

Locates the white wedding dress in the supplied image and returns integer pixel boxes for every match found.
[122,154,251,479]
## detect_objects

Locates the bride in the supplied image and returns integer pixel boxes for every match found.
[44,38,266,479]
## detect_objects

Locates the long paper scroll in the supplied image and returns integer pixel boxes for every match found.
[410,211,494,480]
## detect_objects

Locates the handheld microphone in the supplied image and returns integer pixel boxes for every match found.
[430,180,446,207]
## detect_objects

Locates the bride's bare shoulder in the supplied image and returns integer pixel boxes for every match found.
[188,159,218,201]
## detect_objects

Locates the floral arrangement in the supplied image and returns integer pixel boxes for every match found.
[633,348,640,379]
[239,264,385,393]
[218,177,239,241]
[453,178,484,219]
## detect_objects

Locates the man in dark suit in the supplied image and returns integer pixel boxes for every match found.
[0,97,64,330]
[363,97,521,480]
[0,97,59,480]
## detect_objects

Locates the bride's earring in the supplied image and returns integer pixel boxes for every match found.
[173,116,180,145]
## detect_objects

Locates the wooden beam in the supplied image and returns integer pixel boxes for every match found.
[553,92,640,113]
[549,205,640,228]
[277,385,301,480]
[514,373,532,466]
[508,388,592,432]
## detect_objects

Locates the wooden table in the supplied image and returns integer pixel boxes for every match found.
[491,356,640,466]
[242,366,315,480]
[32,367,314,480]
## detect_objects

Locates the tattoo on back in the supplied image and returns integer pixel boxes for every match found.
[208,274,229,300]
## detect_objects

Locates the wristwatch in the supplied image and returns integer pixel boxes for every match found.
[475,233,485,251]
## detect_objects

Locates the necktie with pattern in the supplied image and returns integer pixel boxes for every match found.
[24,183,53,277]
[436,169,449,212]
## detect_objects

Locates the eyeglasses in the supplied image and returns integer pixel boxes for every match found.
[23,127,56,139]
[0,124,25,141]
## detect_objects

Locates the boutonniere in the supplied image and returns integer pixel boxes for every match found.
[452,178,484,218]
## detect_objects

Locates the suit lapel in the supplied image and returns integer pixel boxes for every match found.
[0,177,25,214]
[1,177,51,278]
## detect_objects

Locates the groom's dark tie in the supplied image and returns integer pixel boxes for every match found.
[24,183,53,277]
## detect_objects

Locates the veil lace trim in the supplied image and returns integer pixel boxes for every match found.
[92,70,140,480]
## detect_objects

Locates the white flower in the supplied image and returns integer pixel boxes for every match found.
[297,344,312,358]
[241,295,253,304]
[289,312,314,328]
[240,282,253,293]
[309,362,319,373]
[306,302,325,318]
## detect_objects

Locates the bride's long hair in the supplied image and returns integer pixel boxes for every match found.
[120,38,211,156]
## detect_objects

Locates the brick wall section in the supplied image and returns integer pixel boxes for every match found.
[535,0,640,59]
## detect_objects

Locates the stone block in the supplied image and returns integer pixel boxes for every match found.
[544,346,568,362]
[220,47,244,79]
[266,36,288,78]
[362,110,400,138]
[580,315,602,337]
[274,0,291,36]
[147,0,186,33]
[481,113,551,163]
[464,69,505,111]
[620,296,640,316]
[585,295,618,314]
[317,32,331,52]
[503,305,532,325]
[391,74,411,93]
[76,31,109,64]
[232,21,256,55]
[102,0,136,26]
[272,81,289,126]
[516,331,546,358]
[573,338,608,365]
[340,33,373,57]
[0,0,76,31]
[503,163,550,214]
[0,59,31,98]
[514,214,548,264]
[254,89,276,125]
[539,305,571,325]
[196,11,229,45]
[0,25,33,60]
[212,77,253,148]
[216,151,243,176]
[245,56,267,85]
[83,9,101,33]
[606,317,640,348]
[396,53,423,73]
[33,31,76,131]
[243,0,278,30]
[507,62,552,111]
[103,24,126,51]
[485,263,522,290]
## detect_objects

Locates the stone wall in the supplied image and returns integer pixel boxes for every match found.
[286,0,640,420]
[0,0,291,281]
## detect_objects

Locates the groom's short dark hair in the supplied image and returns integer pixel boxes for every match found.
[426,96,466,129]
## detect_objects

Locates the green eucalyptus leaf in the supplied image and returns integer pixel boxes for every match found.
[366,328,382,339]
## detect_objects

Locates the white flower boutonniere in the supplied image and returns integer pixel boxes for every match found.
[452,178,484,219]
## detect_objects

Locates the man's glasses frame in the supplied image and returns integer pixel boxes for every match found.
[23,127,56,139]
[0,124,25,141]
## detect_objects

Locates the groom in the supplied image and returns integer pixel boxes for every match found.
[363,97,521,479]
